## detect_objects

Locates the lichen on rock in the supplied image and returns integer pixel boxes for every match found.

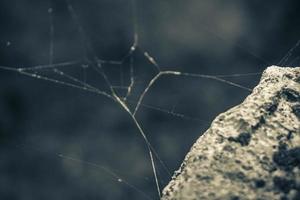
[161,66,300,200]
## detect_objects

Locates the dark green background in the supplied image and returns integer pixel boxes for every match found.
[0,0,299,199]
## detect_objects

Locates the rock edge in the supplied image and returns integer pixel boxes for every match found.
[161,66,300,200]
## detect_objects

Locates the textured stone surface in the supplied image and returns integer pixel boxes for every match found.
[161,66,300,200]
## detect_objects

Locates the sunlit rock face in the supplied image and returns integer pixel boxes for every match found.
[162,66,300,200]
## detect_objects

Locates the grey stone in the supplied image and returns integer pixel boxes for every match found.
[161,66,300,200]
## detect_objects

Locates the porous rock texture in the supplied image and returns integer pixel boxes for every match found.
[161,66,300,200]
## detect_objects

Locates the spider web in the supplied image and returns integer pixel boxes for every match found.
[0,0,299,199]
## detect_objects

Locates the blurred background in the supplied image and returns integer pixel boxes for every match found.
[0,0,299,199]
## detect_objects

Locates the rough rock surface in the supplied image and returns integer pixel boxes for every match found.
[161,66,300,200]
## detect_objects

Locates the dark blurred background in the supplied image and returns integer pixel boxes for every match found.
[0,0,299,199]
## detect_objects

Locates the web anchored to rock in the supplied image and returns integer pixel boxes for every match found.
[162,66,300,200]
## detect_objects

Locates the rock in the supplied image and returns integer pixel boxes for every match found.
[161,66,300,200]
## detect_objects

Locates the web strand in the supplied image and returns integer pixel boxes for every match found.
[133,69,252,116]
[64,1,165,197]
[58,154,154,200]
[131,0,139,49]
[0,62,220,125]
[13,143,154,200]
[48,3,54,66]
[199,20,271,65]
[278,39,300,66]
